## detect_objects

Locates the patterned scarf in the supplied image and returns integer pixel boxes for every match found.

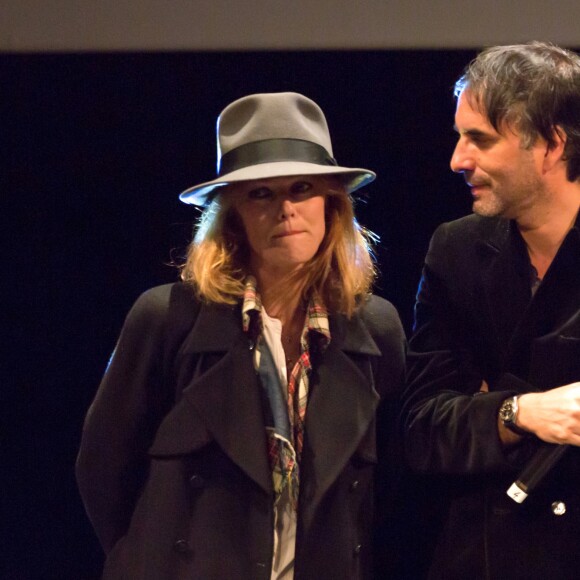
[242,277,330,508]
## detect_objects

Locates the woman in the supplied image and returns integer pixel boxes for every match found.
[77,92,406,579]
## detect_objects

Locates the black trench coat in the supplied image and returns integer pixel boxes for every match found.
[77,282,410,579]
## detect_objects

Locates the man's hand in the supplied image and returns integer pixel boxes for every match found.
[518,382,580,446]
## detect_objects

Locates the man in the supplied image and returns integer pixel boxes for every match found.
[403,42,580,579]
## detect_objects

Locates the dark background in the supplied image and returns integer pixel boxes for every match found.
[2,50,477,579]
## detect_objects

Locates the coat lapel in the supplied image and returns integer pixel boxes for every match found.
[170,299,385,504]
[179,303,272,493]
[299,310,381,527]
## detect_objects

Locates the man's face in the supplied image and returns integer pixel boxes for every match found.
[450,89,547,220]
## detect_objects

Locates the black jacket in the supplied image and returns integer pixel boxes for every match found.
[404,213,580,579]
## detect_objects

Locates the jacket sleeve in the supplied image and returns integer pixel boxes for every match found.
[76,285,174,552]
[403,223,528,475]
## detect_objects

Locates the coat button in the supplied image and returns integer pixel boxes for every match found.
[254,562,267,579]
[353,544,362,556]
[174,539,190,553]
[350,480,360,492]
[552,501,566,516]
[189,474,205,489]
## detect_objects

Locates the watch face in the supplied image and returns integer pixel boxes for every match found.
[500,399,515,423]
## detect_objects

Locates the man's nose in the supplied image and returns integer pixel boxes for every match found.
[450,140,475,174]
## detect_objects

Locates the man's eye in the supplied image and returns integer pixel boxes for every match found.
[248,187,273,200]
[468,133,496,148]
[470,135,486,144]
[473,138,495,150]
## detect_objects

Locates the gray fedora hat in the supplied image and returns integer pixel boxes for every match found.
[179,92,376,206]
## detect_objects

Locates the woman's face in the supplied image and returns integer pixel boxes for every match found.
[229,175,328,278]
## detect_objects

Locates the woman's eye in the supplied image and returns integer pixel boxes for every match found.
[291,181,312,195]
[248,187,273,200]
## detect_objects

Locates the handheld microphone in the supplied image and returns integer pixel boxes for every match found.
[507,444,569,503]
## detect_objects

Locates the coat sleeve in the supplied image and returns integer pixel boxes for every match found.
[76,285,174,552]
[360,295,406,399]
[403,223,528,475]
[361,296,440,579]
[356,295,406,472]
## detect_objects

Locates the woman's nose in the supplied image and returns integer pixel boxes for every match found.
[279,197,296,219]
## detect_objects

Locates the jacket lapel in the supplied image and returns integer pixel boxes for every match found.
[479,214,580,378]
[507,220,580,374]
[523,214,580,327]
[180,303,272,493]
[299,310,381,526]
[478,220,531,361]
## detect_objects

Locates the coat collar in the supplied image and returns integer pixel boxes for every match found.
[179,300,381,501]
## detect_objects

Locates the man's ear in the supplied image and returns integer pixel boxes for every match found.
[543,125,568,171]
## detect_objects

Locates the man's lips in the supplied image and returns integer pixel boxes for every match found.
[467,182,489,195]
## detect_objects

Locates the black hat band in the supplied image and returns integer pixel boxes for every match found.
[218,138,338,177]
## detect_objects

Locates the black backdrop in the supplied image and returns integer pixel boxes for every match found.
[2,50,478,579]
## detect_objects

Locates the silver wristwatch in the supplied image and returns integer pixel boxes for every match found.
[499,395,528,436]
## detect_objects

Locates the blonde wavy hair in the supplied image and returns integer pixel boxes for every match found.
[180,178,377,317]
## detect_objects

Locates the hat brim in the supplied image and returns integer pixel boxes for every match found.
[179,161,376,206]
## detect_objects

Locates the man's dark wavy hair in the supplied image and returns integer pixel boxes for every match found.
[455,41,580,182]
